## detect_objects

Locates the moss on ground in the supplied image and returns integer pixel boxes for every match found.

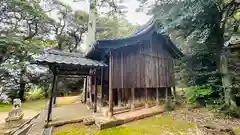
[53,123,98,135]
[53,116,197,135]
[233,128,240,135]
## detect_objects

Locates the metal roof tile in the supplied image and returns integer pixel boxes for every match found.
[34,49,107,67]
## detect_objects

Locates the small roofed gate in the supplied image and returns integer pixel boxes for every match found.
[111,33,175,89]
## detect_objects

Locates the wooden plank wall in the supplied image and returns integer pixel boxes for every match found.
[111,34,175,89]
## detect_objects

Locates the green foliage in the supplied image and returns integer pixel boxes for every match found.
[141,0,239,114]
[25,86,44,101]
[184,85,212,105]
[96,16,135,39]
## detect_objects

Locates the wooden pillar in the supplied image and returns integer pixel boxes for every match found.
[46,68,57,122]
[117,88,121,107]
[100,67,103,106]
[84,77,87,103]
[122,88,125,104]
[94,73,97,113]
[89,76,93,106]
[165,87,169,103]
[144,88,148,108]
[108,53,113,117]
[125,88,128,105]
[53,76,58,105]
[156,88,159,105]
[131,88,135,111]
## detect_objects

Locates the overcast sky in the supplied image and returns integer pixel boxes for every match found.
[60,0,152,25]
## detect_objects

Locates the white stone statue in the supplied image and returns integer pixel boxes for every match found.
[5,98,24,128]
[13,98,22,110]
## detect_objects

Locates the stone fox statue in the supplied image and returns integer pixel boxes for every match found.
[5,98,24,124]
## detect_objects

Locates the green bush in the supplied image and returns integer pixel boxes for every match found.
[184,85,212,105]
[25,86,44,101]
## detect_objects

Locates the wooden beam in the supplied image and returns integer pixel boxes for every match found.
[109,54,113,117]
[46,69,57,122]
[94,74,97,113]
[144,88,148,108]
[117,88,121,107]
[131,88,135,111]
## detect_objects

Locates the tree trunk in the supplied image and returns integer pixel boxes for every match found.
[220,50,237,108]
[85,0,97,55]
[19,69,26,101]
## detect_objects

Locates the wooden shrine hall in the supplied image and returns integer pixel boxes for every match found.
[34,18,183,121]
[87,18,183,117]
[34,49,107,122]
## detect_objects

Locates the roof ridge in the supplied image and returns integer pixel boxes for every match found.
[46,49,84,58]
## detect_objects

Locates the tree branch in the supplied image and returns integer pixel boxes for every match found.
[24,21,38,40]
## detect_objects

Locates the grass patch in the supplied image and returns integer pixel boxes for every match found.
[0,99,47,112]
[119,116,196,135]
[53,123,98,135]
[233,128,240,135]
[21,99,47,111]
[53,116,196,135]
[0,96,78,112]
[0,103,12,112]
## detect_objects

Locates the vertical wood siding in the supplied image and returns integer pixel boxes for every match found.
[110,33,175,89]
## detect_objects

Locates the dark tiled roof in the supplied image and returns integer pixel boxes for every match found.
[89,18,183,58]
[34,49,107,67]
[131,18,155,36]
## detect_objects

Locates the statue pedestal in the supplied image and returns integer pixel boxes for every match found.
[5,109,24,128]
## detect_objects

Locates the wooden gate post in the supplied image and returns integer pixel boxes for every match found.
[53,76,58,106]
[46,66,57,122]
[94,73,97,113]
[100,67,103,106]
[89,76,92,107]
[108,53,113,117]
[84,77,87,103]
